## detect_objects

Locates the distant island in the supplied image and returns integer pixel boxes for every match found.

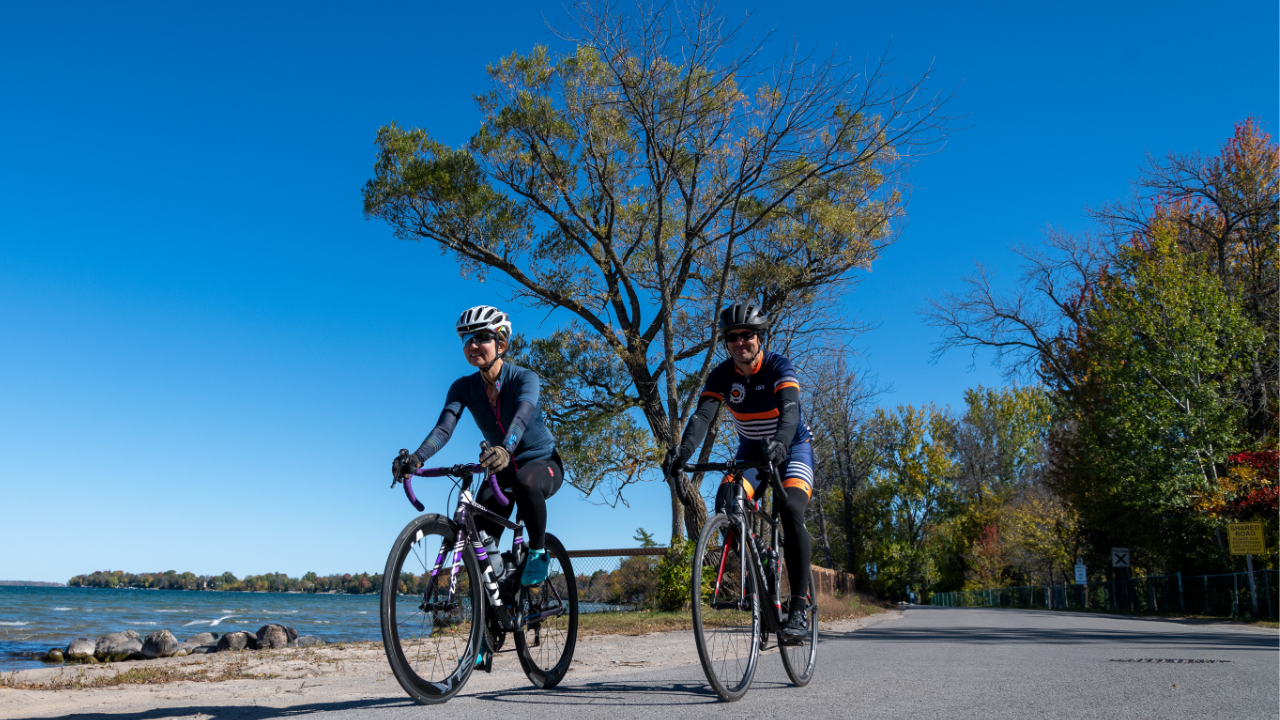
[68,570,381,594]
[0,580,66,587]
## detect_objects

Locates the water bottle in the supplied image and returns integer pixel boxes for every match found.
[477,530,504,580]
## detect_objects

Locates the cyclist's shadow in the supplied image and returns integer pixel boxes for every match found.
[471,678,790,706]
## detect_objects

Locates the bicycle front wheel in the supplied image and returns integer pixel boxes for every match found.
[691,512,760,702]
[513,533,578,688]
[779,565,817,686]
[380,514,483,705]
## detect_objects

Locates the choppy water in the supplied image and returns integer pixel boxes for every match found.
[0,586,380,672]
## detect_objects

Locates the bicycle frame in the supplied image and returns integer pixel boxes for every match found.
[681,457,790,633]
[401,464,567,632]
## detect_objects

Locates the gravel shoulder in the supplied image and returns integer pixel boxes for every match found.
[0,613,900,719]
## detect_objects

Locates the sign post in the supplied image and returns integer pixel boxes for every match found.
[1228,523,1264,617]
[1112,548,1130,610]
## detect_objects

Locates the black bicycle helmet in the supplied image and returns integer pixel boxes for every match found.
[718,302,769,334]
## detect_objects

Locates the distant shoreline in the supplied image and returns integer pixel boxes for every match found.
[0,581,65,587]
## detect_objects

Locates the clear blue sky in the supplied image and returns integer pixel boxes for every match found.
[2,1,1275,583]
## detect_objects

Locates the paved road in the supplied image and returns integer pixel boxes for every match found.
[68,607,1280,719]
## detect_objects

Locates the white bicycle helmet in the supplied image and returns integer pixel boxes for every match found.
[456,305,513,339]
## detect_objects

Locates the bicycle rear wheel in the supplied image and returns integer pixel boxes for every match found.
[380,514,483,704]
[779,565,817,686]
[513,533,578,688]
[691,513,760,702]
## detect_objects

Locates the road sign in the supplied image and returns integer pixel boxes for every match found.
[1111,547,1130,568]
[1074,561,1087,585]
[1227,523,1265,555]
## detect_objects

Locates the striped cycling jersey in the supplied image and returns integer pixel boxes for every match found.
[700,351,813,446]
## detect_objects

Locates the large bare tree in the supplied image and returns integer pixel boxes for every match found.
[363,0,951,541]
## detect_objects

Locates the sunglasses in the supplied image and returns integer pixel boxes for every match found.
[725,330,758,344]
[462,332,498,347]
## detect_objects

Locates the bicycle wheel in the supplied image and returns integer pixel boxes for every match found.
[779,565,817,686]
[513,533,578,688]
[380,514,483,704]
[691,513,760,702]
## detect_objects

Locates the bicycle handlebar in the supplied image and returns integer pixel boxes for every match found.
[399,462,510,513]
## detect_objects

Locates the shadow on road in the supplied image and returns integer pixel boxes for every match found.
[471,678,790,706]
[58,696,411,719]
[817,608,1278,652]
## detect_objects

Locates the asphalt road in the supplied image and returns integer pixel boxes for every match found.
[68,607,1280,719]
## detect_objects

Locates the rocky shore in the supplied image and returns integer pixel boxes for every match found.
[43,624,324,666]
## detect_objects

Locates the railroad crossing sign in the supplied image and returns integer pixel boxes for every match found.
[1111,547,1130,568]
[1227,523,1265,555]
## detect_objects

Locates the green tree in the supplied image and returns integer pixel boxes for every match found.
[363,1,950,542]
[862,403,957,600]
[1053,227,1264,571]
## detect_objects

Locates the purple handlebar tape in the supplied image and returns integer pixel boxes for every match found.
[406,464,510,509]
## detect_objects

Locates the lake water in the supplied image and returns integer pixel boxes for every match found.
[0,586,381,672]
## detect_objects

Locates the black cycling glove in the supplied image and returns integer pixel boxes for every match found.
[392,449,422,482]
[662,446,691,477]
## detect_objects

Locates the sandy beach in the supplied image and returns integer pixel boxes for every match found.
[0,613,898,719]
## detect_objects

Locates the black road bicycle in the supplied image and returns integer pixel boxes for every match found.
[381,450,578,704]
[671,448,818,702]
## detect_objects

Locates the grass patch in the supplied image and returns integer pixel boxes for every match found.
[0,655,281,691]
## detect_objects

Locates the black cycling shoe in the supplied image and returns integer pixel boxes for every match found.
[779,601,808,645]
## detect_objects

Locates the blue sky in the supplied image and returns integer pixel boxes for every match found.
[2,1,1275,583]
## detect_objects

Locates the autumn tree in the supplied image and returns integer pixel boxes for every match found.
[363,1,950,542]
[1050,228,1263,571]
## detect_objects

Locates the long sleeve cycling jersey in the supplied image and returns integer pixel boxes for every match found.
[413,362,556,467]
[678,351,813,459]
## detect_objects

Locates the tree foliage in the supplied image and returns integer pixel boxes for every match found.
[363,0,950,541]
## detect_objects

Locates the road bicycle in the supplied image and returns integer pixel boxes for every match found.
[381,449,578,704]
[671,448,818,701]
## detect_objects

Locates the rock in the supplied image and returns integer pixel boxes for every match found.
[186,632,218,646]
[95,632,144,662]
[122,629,141,640]
[216,631,256,652]
[255,624,292,649]
[189,645,215,654]
[142,630,178,658]
[294,635,323,648]
[65,637,97,662]
[41,648,64,663]
[175,641,198,655]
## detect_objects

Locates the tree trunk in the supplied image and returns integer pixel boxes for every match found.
[842,484,858,576]
[630,356,711,545]
[814,487,835,568]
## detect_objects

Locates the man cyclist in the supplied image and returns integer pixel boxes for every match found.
[392,305,564,668]
[664,302,815,643]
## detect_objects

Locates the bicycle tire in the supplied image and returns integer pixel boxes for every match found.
[691,512,760,702]
[779,565,818,686]
[513,533,578,688]
[380,514,483,704]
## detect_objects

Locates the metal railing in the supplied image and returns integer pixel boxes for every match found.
[567,547,667,612]
[930,569,1278,619]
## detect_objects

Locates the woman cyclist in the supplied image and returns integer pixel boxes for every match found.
[663,303,814,642]
[392,305,564,667]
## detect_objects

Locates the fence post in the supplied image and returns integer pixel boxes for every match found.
[1246,555,1259,618]
[1232,573,1239,617]
[1177,572,1184,613]
[1203,575,1209,615]
[1148,579,1156,613]
[1265,570,1273,619]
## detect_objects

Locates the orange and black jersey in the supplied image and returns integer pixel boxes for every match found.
[678,351,812,463]
[699,351,813,445]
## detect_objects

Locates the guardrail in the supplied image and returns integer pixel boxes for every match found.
[930,569,1278,619]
